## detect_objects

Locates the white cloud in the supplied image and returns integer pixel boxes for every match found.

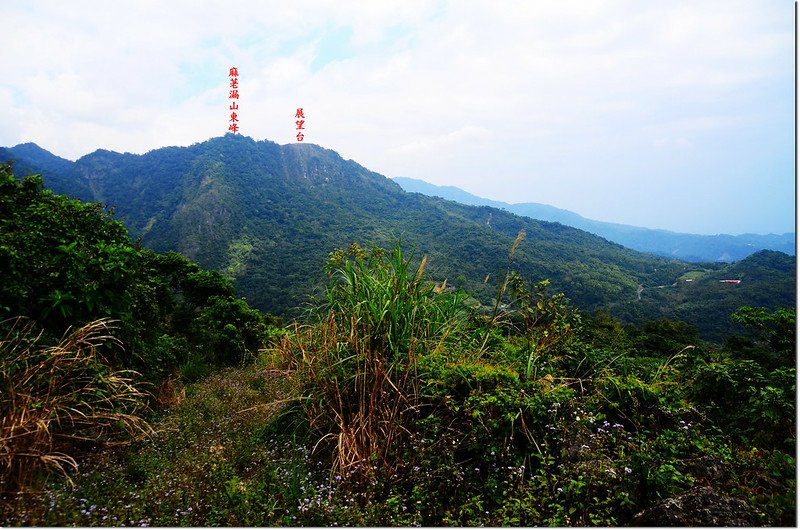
[0,0,793,234]
[391,125,492,156]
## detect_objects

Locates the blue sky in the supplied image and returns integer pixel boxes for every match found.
[1,0,795,235]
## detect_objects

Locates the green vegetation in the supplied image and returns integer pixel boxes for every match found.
[6,135,794,341]
[0,164,279,494]
[0,164,281,382]
[0,165,794,526]
[620,249,796,343]
[678,269,710,281]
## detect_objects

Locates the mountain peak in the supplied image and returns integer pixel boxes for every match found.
[8,142,71,162]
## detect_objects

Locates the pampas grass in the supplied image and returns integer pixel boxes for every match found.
[0,318,151,491]
[277,243,469,484]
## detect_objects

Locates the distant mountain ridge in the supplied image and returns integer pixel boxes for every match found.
[1,135,794,342]
[393,176,795,263]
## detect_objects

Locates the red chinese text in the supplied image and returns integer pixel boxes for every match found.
[295,107,305,141]
[228,67,240,134]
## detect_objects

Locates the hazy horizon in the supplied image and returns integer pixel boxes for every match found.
[1,1,794,236]
[389,175,796,237]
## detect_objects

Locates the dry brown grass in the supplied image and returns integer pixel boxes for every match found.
[277,315,417,483]
[0,318,152,492]
[279,316,426,486]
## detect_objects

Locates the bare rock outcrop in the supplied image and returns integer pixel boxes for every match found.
[632,486,761,527]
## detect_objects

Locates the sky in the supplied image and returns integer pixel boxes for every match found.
[1,0,795,236]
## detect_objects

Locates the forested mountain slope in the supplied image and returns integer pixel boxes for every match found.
[2,134,794,340]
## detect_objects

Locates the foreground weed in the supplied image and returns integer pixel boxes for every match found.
[0,318,150,492]
[0,364,320,526]
[285,243,471,485]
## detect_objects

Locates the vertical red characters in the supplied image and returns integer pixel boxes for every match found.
[228,67,240,134]
[295,107,305,141]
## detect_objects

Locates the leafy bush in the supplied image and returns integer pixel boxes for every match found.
[728,306,795,370]
[0,165,280,384]
[193,295,272,366]
[690,357,795,451]
[0,167,134,336]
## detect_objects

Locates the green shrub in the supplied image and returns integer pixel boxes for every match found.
[0,165,279,385]
[193,296,271,366]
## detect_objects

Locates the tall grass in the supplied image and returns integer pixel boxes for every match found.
[0,318,151,491]
[480,229,526,352]
[278,243,468,483]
